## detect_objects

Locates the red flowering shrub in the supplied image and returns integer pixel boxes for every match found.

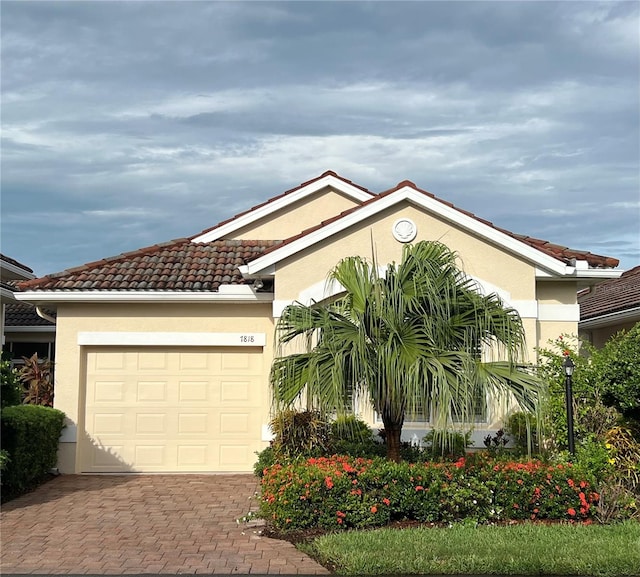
[258,454,600,532]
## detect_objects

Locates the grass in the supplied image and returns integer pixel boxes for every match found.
[308,521,640,575]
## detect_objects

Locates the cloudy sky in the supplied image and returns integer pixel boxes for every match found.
[2,1,639,277]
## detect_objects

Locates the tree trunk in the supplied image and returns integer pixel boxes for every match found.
[381,409,404,462]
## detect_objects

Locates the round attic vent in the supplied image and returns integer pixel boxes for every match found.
[392,218,417,243]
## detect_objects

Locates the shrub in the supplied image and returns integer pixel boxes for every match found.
[0,449,9,471]
[1,404,65,501]
[18,354,54,407]
[330,414,373,443]
[258,454,600,532]
[1,358,22,409]
[422,429,471,460]
[505,411,540,454]
[592,323,640,424]
[254,445,277,477]
[269,409,330,459]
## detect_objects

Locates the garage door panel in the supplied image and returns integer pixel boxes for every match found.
[83,347,264,472]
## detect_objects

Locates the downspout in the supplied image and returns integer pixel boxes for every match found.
[36,306,56,325]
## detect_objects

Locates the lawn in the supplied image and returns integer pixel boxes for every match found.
[307,521,640,576]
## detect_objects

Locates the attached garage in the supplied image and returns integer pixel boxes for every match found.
[81,346,265,473]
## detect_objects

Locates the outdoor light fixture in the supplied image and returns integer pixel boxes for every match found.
[252,279,264,291]
[562,355,576,455]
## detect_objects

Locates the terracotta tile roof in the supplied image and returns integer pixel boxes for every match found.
[192,170,373,240]
[579,265,640,320]
[18,239,282,292]
[256,179,619,269]
[4,302,56,327]
[1,254,33,274]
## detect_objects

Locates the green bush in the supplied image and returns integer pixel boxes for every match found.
[259,454,601,532]
[422,429,471,459]
[592,323,640,423]
[1,358,22,409]
[254,445,277,477]
[0,449,9,471]
[1,404,65,500]
[330,414,373,443]
[506,411,540,454]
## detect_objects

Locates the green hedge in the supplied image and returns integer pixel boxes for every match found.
[259,454,601,532]
[1,405,65,500]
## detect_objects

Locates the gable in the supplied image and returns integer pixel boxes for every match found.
[224,186,364,241]
[241,183,620,282]
[192,171,374,243]
[272,201,537,304]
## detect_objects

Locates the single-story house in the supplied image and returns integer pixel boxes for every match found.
[16,171,622,474]
[1,254,56,364]
[579,265,640,348]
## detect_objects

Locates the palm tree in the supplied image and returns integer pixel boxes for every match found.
[270,241,541,462]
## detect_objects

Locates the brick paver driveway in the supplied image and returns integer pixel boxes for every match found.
[1,474,329,575]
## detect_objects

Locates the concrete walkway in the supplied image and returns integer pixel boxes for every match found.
[1,474,329,574]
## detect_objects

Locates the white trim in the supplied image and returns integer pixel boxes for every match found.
[0,260,35,280]
[537,303,580,322]
[78,331,266,347]
[511,300,538,318]
[15,290,274,305]
[536,267,623,282]
[242,186,578,277]
[579,307,640,330]
[192,174,375,243]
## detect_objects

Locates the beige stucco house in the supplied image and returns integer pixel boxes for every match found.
[16,171,622,474]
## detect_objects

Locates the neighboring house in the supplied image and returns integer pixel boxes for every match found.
[579,265,640,348]
[15,171,622,474]
[1,254,56,365]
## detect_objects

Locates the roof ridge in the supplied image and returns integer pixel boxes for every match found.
[255,179,619,268]
[190,171,374,240]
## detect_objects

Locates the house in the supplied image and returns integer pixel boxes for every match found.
[579,265,640,348]
[15,171,622,474]
[1,254,56,363]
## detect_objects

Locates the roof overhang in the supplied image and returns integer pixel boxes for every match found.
[1,259,36,281]
[192,173,375,243]
[239,185,620,279]
[14,287,274,306]
[4,326,56,333]
[579,306,640,330]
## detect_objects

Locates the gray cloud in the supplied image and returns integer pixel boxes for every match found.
[1,1,638,276]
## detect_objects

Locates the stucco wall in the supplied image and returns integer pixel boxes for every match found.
[228,187,361,240]
[274,203,537,303]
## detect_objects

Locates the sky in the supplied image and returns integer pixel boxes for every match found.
[1,0,639,278]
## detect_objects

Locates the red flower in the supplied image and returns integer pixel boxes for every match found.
[567,508,576,517]
[415,485,424,491]
[336,510,346,518]
[371,506,378,513]
[325,476,334,489]
[383,498,390,506]
[567,478,575,488]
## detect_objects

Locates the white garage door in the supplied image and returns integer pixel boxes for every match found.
[81,347,265,473]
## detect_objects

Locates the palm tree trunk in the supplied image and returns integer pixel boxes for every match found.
[381,411,404,462]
